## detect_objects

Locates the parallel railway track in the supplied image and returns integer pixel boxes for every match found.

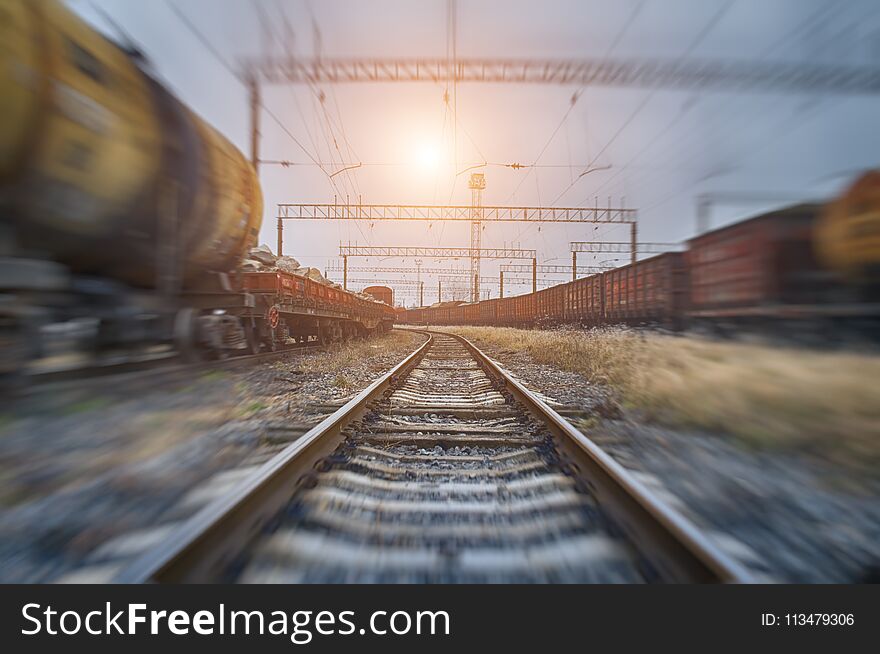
[17,342,326,398]
[116,331,751,583]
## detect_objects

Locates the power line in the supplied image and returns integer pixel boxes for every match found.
[164,0,325,172]
[551,0,737,207]
[594,0,873,214]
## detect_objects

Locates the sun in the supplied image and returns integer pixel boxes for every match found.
[416,142,441,171]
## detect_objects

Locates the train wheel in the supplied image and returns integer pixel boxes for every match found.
[243,320,260,355]
[174,308,203,363]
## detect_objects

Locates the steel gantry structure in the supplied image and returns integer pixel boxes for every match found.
[244,55,880,174]
[324,263,472,277]
[569,241,682,277]
[338,245,539,294]
[569,241,682,253]
[245,56,880,92]
[278,203,637,223]
[501,263,615,282]
[468,173,487,302]
[276,199,638,277]
[339,245,536,258]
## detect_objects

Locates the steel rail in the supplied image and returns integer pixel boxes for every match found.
[114,333,433,583]
[18,342,326,398]
[449,332,752,583]
[115,329,751,583]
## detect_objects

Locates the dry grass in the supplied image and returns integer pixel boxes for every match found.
[295,330,424,375]
[442,326,880,466]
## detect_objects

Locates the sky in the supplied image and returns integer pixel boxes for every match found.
[71,0,880,303]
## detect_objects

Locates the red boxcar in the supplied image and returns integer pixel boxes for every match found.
[460,302,479,324]
[496,296,514,324]
[510,292,535,324]
[687,204,846,321]
[363,285,393,306]
[535,284,565,324]
[480,298,499,324]
[563,274,604,325]
[603,252,688,328]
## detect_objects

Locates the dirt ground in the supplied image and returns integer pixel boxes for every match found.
[0,330,425,582]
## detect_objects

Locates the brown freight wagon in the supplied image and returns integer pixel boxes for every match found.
[563,274,604,325]
[460,302,480,324]
[686,204,855,329]
[535,284,565,324]
[496,296,515,325]
[480,298,499,324]
[603,252,688,328]
[511,292,536,325]
[363,285,393,306]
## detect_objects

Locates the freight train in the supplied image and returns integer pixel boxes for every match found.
[0,0,393,374]
[398,182,880,341]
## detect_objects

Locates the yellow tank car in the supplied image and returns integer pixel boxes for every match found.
[816,171,880,284]
[0,0,162,240]
[184,111,263,279]
[0,0,262,289]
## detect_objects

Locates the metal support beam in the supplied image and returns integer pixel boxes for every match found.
[343,255,348,290]
[569,241,682,254]
[532,258,537,294]
[276,216,283,256]
[499,271,504,299]
[279,203,636,224]
[245,56,880,94]
[325,263,472,276]
[572,251,577,282]
[501,263,614,275]
[339,245,536,259]
[419,281,424,308]
[247,73,261,173]
[630,222,638,265]
[469,173,486,303]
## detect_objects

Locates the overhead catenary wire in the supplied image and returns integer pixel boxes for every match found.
[591,0,848,205]
[163,0,325,173]
[505,0,648,207]
[593,0,873,222]
[550,0,737,207]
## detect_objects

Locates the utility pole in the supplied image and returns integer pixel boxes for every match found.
[572,251,577,281]
[532,257,537,294]
[438,279,442,303]
[469,173,486,303]
[630,222,638,265]
[247,72,261,174]
[277,216,283,256]
[416,259,422,306]
[343,254,348,290]
[500,270,504,299]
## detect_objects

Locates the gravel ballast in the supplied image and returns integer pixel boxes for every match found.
[0,331,425,582]
[447,328,880,583]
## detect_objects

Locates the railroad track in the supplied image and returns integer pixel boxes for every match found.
[116,331,751,583]
[16,342,325,398]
